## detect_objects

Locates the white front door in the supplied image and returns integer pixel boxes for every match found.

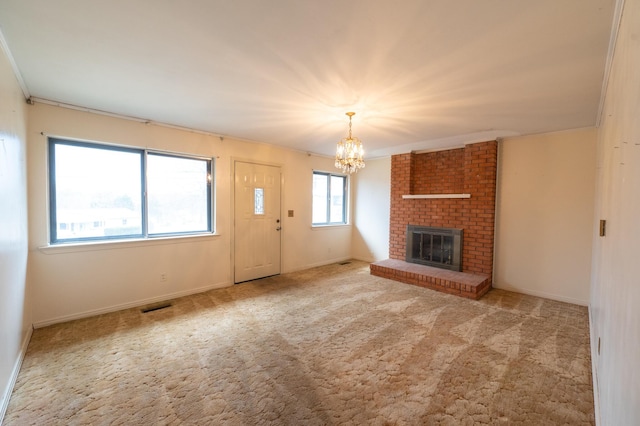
[234,161,282,283]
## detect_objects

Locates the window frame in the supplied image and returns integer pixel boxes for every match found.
[312,170,348,226]
[48,137,214,244]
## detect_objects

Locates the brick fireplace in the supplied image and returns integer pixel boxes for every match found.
[370,140,498,299]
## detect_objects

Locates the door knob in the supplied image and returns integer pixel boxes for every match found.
[276,226,282,231]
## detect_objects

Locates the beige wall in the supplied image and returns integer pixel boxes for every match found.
[27,102,352,326]
[0,41,30,420]
[351,157,391,262]
[494,128,596,305]
[590,0,640,423]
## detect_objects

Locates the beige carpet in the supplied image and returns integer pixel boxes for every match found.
[5,261,594,425]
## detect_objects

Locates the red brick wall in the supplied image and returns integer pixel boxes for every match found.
[389,141,498,282]
[412,148,465,194]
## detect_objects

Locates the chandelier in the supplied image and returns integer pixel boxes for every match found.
[335,112,365,174]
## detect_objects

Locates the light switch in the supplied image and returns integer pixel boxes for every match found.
[288,210,294,217]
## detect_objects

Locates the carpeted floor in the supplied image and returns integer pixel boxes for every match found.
[5,261,594,425]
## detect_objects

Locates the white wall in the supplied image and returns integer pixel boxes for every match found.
[494,128,597,305]
[351,157,391,262]
[0,41,30,420]
[27,102,352,326]
[590,0,640,423]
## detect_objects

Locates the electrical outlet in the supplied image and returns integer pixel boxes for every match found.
[160,273,167,282]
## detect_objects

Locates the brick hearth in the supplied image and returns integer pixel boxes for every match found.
[371,140,498,299]
[370,259,491,300]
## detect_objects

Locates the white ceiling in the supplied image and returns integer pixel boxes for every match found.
[0,0,615,158]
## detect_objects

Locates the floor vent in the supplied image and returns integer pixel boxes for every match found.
[338,261,351,265]
[141,303,172,313]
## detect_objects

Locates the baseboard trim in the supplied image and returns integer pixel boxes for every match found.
[33,281,231,328]
[589,305,601,425]
[351,255,377,264]
[284,257,353,274]
[0,325,33,424]
[491,284,588,306]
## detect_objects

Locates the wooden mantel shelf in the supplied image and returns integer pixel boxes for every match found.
[402,194,471,199]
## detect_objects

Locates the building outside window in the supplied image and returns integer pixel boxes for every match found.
[312,171,347,226]
[48,138,213,243]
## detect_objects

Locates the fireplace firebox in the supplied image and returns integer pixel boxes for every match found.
[406,225,463,271]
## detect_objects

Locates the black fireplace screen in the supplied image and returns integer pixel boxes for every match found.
[406,225,463,271]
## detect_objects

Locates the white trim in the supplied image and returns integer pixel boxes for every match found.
[33,281,230,328]
[596,0,626,127]
[351,255,377,264]
[402,194,471,199]
[413,145,465,154]
[0,326,33,424]
[39,232,219,255]
[500,126,596,142]
[491,284,589,306]
[32,97,224,138]
[311,223,351,230]
[283,257,353,273]
[0,28,30,99]
[589,305,601,426]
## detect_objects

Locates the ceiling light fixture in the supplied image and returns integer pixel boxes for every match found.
[335,112,365,174]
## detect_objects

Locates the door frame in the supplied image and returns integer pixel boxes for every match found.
[230,157,284,284]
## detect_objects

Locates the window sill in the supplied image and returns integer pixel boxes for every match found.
[38,232,220,254]
[311,223,351,230]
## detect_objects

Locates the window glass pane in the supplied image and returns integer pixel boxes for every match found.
[49,138,214,244]
[330,175,345,223]
[312,173,328,224]
[254,188,264,215]
[147,154,210,234]
[312,171,346,225]
[52,143,143,241]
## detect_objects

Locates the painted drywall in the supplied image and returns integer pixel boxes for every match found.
[27,102,352,326]
[590,0,640,424]
[0,41,30,420]
[494,129,596,305]
[351,157,391,262]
